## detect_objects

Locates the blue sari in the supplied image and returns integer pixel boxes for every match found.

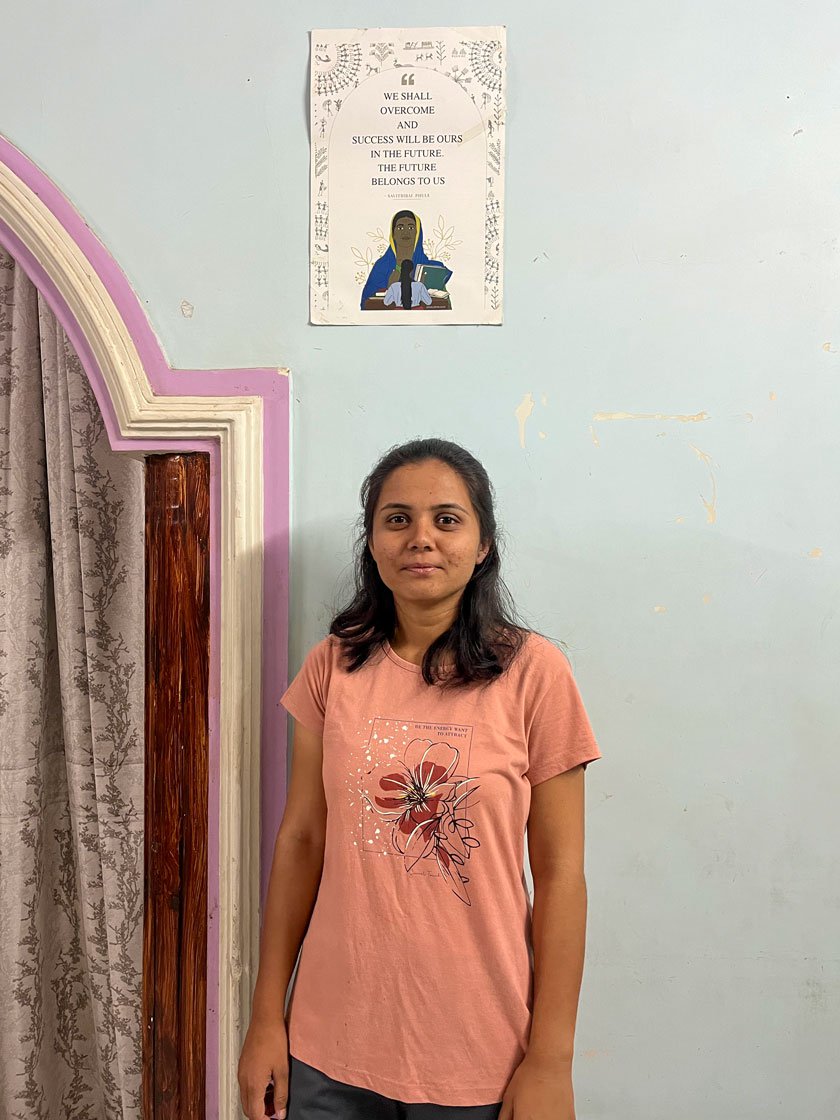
[360,214,452,308]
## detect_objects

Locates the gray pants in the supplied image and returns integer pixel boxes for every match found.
[286,1055,503,1120]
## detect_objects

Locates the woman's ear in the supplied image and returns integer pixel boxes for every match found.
[477,541,490,566]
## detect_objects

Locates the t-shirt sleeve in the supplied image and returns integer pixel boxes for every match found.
[524,640,602,785]
[280,637,334,734]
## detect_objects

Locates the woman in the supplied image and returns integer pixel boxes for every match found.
[383,259,434,309]
[360,211,451,308]
[238,439,602,1120]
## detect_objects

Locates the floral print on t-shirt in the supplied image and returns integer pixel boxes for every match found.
[359,720,480,905]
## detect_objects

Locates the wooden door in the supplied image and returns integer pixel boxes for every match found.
[143,453,210,1119]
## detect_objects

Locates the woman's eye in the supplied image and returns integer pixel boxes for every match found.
[438,515,458,525]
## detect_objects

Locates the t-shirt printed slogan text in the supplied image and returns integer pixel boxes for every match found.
[354,718,479,905]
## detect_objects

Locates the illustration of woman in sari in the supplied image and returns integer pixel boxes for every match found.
[360,210,452,309]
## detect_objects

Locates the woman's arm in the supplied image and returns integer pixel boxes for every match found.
[250,721,328,1024]
[525,764,589,1064]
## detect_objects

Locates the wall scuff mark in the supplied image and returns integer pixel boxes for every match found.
[689,443,718,524]
[514,392,535,448]
[592,410,709,423]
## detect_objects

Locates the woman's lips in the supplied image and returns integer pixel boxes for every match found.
[404,564,439,574]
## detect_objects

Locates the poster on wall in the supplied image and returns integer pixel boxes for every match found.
[309,26,506,325]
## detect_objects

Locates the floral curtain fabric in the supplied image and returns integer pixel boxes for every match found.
[0,246,145,1120]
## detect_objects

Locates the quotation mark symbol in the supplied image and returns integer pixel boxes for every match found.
[401,72,415,86]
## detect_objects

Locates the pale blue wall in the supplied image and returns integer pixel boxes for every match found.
[4,3,839,1116]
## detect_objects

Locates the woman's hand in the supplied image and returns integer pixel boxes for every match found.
[498,1053,575,1120]
[237,1015,290,1120]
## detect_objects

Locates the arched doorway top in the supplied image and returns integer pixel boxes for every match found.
[0,133,287,1120]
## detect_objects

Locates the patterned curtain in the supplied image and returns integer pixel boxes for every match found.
[0,246,145,1120]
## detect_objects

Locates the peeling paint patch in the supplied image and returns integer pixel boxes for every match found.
[538,431,546,440]
[822,343,836,353]
[702,594,712,605]
[593,410,709,423]
[808,547,823,558]
[689,443,718,524]
[589,424,600,447]
[180,299,194,318]
[769,391,777,400]
[653,605,667,613]
[541,393,548,406]
[515,392,535,448]
[675,516,685,524]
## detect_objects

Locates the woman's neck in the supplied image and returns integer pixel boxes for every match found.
[391,603,457,664]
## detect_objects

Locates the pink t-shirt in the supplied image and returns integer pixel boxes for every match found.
[279,630,601,1106]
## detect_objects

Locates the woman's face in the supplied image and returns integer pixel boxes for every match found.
[392,215,417,259]
[368,459,490,611]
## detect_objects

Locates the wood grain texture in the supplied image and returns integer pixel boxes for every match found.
[143,454,210,1120]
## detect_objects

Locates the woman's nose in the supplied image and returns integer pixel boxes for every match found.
[407,519,434,548]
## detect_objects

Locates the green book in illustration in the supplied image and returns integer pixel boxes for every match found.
[413,263,453,292]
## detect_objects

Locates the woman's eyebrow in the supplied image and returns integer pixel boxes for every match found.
[380,502,469,513]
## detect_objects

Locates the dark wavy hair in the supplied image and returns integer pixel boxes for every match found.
[329,438,529,688]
